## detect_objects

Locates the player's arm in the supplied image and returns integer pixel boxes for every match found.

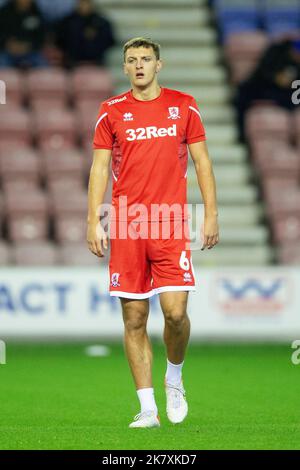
[87,148,112,257]
[188,141,219,250]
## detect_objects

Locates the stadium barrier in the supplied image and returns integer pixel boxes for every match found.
[0,267,299,340]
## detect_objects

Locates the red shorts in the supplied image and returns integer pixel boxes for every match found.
[108,219,196,299]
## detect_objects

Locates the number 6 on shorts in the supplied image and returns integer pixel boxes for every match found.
[179,250,190,271]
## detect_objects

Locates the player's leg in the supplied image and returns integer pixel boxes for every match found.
[121,297,160,428]
[149,220,193,376]
[159,291,190,424]
[159,290,190,368]
[121,297,153,390]
[148,220,193,424]
[109,222,159,426]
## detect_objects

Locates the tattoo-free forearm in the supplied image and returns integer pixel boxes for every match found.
[87,163,110,224]
[194,159,218,217]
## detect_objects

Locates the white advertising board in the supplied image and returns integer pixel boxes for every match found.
[0,267,299,340]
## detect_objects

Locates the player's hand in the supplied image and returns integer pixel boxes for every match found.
[87,221,108,257]
[201,214,219,250]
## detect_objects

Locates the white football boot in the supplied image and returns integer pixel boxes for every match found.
[165,380,188,424]
[129,410,160,428]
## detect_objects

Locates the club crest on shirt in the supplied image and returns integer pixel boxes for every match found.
[111,272,121,287]
[167,107,180,120]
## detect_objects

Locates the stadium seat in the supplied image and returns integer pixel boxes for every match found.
[0,68,24,106]
[71,66,114,102]
[76,97,100,117]
[262,176,299,195]
[54,215,86,243]
[82,140,94,175]
[30,97,68,113]
[76,98,100,142]
[4,189,49,242]
[7,215,49,242]
[227,60,258,84]
[0,191,4,213]
[77,112,98,143]
[245,106,292,141]
[37,136,76,153]
[0,148,41,186]
[4,189,49,216]
[266,188,300,217]
[42,148,85,184]
[0,109,32,145]
[271,213,300,244]
[26,68,69,105]
[0,140,27,156]
[58,242,102,266]
[252,142,300,178]
[278,243,300,264]
[224,32,269,83]
[224,31,269,62]
[2,179,41,194]
[50,190,87,217]
[0,241,12,265]
[261,176,300,212]
[47,177,85,196]
[215,0,261,39]
[33,109,77,151]
[263,0,300,36]
[250,137,295,159]
[13,241,58,266]
[292,110,300,144]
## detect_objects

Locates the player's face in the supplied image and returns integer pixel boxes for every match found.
[124,47,162,87]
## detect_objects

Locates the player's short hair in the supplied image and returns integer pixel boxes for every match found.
[123,37,161,61]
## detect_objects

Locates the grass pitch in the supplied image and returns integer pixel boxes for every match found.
[0,342,299,450]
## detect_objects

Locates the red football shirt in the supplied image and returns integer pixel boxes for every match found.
[93,87,206,221]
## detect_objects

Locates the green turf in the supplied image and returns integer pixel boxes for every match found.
[0,341,299,450]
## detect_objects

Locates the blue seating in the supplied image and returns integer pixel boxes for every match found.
[213,0,300,39]
[215,0,261,40]
[263,0,300,35]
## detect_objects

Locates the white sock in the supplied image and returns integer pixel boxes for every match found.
[165,359,184,386]
[137,387,158,414]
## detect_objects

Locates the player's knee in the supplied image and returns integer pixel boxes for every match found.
[124,317,147,334]
[123,308,148,333]
[164,308,187,329]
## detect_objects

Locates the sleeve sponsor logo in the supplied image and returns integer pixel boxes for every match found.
[107,96,127,106]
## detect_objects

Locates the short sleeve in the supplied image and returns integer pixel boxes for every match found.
[186,98,206,144]
[93,102,114,150]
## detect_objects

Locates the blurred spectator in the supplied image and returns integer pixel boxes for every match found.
[0,0,48,68]
[55,0,116,67]
[236,37,300,139]
[36,0,77,23]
